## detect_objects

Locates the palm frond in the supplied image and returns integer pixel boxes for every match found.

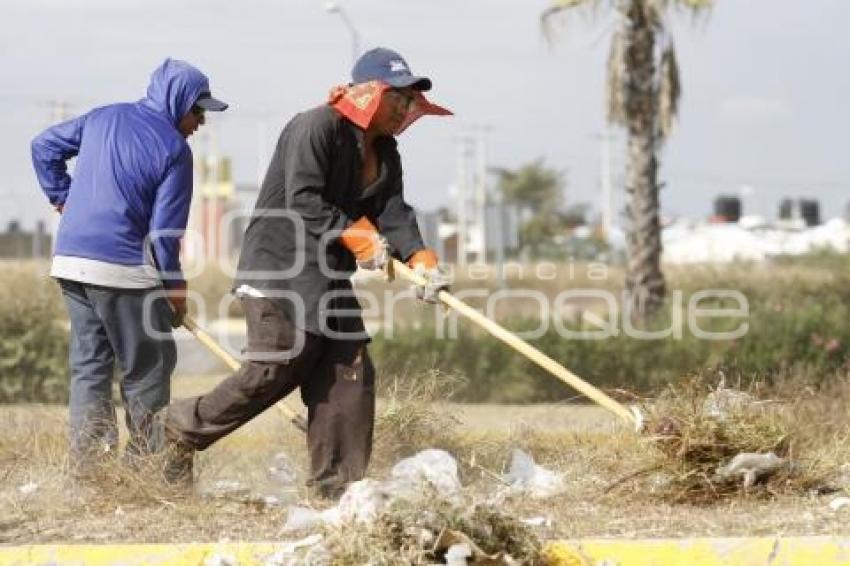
[540,0,604,45]
[657,44,681,138]
[674,0,714,10]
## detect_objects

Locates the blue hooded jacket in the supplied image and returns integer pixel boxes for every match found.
[31,58,210,288]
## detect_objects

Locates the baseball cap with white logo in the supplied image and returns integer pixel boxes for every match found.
[351,47,432,91]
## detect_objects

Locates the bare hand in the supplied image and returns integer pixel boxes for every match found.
[166,283,188,328]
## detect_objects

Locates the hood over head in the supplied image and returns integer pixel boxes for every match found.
[143,58,211,126]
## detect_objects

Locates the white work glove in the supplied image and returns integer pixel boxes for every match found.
[412,264,451,304]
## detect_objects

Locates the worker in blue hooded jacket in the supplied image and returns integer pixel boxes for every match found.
[31,58,228,473]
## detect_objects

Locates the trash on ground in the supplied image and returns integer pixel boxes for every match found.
[203,554,236,566]
[263,534,324,565]
[268,451,298,486]
[390,448,462,498]
[714,452,787,488]
[17,481,38,496]
[203,479,249,499]
[281,450,542,563]
[701,379,757,421]
[283,450,463,532]
[520,516,553,528]
[501,449,565,499]
[829,497,850,511]
[434,527,519,565]
[631,377,825,503]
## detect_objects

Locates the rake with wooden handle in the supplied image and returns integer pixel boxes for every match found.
[182,315,308,432]
[389,259,642,430]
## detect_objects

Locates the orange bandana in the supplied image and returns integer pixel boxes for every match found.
[328,80,452,135]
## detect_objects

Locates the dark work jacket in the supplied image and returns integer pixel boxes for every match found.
[235,105,425,337]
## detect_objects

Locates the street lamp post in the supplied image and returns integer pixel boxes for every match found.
[324,1,361,66]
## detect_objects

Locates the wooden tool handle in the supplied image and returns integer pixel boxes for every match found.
[391,259,637,427]
[182,315,308,432]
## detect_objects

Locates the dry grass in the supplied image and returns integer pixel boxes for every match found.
[4,374,850,550]
[320,497,543,564]
[373,369,466,467]
[607,375,846,504]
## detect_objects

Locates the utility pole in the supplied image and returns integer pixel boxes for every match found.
[47,99,71,254]
[594,129,615,240]
[256,113,271,188]
[472,125,492,264]
[324,1,361,65]
[50,99,70,124]
[455,138,471,267]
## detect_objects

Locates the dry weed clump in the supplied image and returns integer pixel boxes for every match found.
[629,376,833,503]
[321,496,543,565]
[373,369,464,466]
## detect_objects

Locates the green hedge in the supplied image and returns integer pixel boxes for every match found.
[0,265,68,403]
[370,269,850,402]
[4,257,850,404]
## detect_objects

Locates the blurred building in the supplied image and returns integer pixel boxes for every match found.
[778,198,821,229]
[0,220,51,259]
[711,195,742,223]
[186,155,258,264]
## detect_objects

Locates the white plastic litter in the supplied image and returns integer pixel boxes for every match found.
[18,482,38,496]
[268,452,298,486]
[200,480,251,503]
[702,388,755,421]
[390,449,462,497]
[444,543,473,566]
[715,452,786,488]
[521,516,553,528]
[207,479,248,497]
[282,479,391,532]
[829,497,850,511]
[502,449,565,499]
[333,478,392,523]
[263,534,324,566]
[282,506,326,532]
[282,450,464,532]
[204,554,236,566]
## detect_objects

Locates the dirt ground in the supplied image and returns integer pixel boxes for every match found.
[2,374,850,546]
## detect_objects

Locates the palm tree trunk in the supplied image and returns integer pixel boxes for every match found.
[623,1,666,321]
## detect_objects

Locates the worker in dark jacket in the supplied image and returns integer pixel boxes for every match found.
[31,58,228,472]
[165,47,451,497]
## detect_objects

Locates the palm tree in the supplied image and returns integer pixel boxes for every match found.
[542,0,712,320]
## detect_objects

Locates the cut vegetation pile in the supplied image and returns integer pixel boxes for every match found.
[320,497,543,565]
[628,376,835,503]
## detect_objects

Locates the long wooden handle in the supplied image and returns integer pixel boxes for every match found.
[182,315,308,432]
[391,259,637,427]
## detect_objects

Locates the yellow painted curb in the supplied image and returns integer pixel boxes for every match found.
[2,537,850,565]
[543,537,850,566]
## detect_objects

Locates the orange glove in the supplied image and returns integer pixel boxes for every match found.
[407,248,438,270]
[340,217,388,270]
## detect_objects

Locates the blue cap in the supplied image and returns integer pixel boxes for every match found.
[351,47,432,91]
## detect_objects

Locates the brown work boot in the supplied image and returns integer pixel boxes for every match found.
[162,438,194,488]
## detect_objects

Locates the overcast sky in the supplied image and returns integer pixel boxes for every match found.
[2,0,848,231]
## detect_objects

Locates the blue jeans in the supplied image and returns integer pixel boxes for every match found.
[59,279,176,465]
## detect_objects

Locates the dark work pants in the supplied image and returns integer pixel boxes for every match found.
[59,279,176,466]
[165,297,375,497]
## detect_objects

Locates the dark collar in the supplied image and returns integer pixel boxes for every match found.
[341,117,398,152]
